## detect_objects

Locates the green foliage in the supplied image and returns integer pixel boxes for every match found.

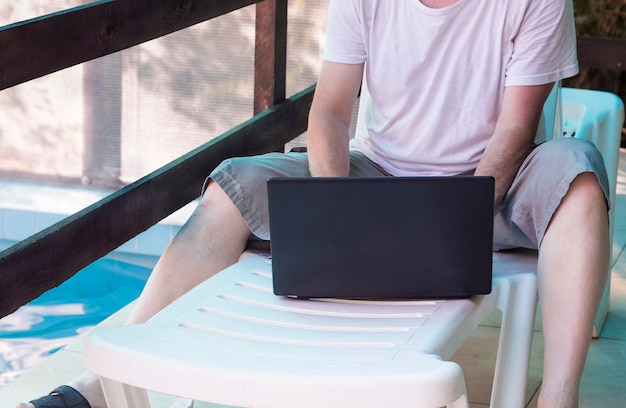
[573,0,626,37]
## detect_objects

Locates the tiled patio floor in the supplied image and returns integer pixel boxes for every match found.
[2,150,626,407]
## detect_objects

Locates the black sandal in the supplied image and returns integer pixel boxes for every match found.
[29,386,92,408]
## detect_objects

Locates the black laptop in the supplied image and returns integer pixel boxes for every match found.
[267,176,494,299]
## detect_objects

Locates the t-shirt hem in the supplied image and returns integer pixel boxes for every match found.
[505,63,579,87]
[322,54,366,65]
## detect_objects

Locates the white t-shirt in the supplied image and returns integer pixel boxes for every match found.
[323,0,579,176]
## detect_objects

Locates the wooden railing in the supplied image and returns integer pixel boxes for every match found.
[577,36,626,71]
[0,0,625,318]
[0,0,312,318]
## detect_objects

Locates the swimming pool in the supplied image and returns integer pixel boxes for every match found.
[0,258,152,388]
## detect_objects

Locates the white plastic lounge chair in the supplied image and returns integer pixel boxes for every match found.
[85,249,538,408]
[83,87,624,408]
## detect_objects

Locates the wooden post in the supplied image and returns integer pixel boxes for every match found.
[254,0,288,115]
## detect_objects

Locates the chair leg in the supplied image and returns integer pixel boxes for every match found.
[99,377,151,408]
[490,275,538,408]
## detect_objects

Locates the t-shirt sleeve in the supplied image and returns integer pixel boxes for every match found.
[322,0,367,64]
[505,0,579,86]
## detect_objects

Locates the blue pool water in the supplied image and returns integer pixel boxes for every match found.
[0,258,152,388]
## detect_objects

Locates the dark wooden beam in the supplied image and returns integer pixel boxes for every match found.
[0,0,261,90]
[254,0,288,114]
[577,36,626,71]
[0,85,314,319]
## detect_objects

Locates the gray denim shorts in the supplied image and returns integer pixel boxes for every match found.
[209,138,610,249]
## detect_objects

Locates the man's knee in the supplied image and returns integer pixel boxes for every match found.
[200,179,232,207]
[565,172,609,211]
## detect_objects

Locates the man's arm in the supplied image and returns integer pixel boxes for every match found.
[475,83,555,208]
[307,60,364,177]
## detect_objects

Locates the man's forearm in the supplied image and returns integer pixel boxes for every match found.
[305,61,363,177]
[475,124,536,208]
[307,109,352,177]
[476,84,555,208]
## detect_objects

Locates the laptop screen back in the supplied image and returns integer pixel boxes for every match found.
[268,176,494,299]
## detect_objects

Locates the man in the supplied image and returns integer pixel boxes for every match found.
[23,1,609,407]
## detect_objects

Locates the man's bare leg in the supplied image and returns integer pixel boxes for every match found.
[18,181,251,408]
[537,173,609,408]
[126,181,250,325]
